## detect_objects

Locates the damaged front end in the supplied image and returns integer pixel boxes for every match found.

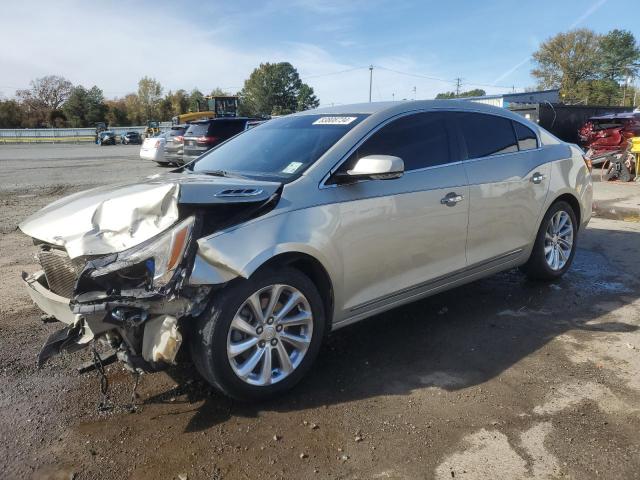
[20,173,282,373]
[24,215,209,371]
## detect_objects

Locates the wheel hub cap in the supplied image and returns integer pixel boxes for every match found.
[544,210,574,271]
[226,284,314,386]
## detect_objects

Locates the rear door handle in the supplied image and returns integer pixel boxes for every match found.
[531,172,547,184]
[441,192,464,206]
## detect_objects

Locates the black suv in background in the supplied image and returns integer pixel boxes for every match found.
[164,125,188,165]
[182,118,252,163]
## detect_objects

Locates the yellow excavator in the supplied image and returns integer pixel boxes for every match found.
[171,96,238,125]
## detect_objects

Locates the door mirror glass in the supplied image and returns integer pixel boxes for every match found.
[338,155,404,182]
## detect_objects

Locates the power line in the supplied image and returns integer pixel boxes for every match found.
[373,65,523,91]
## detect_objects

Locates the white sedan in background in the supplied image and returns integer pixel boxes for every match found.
[140,134,167,164]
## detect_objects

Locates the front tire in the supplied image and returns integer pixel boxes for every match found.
[522,201,578,280]
[190,267,326,401]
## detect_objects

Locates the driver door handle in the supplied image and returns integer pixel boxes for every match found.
[441,192,464,206]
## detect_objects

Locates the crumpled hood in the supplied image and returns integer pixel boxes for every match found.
[19,173,281,259]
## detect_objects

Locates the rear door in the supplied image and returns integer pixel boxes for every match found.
[328,111,469,314]
[453,112,550,266]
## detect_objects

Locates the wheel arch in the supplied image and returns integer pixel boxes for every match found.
[549,192,581,226]
[252,252,334,329]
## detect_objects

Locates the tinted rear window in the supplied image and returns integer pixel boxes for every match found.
[513,122,538,150]
[207,120,247,137]
[185,123,209,136]
[168,128,186,137]
[456,112,518,158]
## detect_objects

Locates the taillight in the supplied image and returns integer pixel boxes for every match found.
[175,135,184,143]
[196,136,219,145]
[582,154,592,172]
[154,140,160,148]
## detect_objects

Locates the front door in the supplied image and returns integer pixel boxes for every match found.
[327,111,469,315]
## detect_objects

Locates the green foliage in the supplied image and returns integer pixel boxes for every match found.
[188,89,205,112]
[239,62,319,116]
[105,99,129,127]
[531,28,640,105]
[600,29,640,82]
[0,99,23,128]
[210,87,231,96]
[435,88,486,99]
[63,86,107,127]
[136,77,163,122]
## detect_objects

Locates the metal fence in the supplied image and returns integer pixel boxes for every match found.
[0,125,172,144]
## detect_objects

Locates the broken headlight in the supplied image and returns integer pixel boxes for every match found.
[91,216,195,289]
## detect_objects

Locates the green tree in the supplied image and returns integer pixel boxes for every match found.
[210,87,231,96]
[600,29,640,82]
[124,93,142,125]
[63,86,89,127]
[188,89,205,112]
[435,88,486,99]
[0,99,24,127]
[136,77,163,122]
[105,98,130,126]
[239,62,320,116]
[63,85,107,127]
[531,29,601,102]
[86,86,107,125]
[296,83,319,111]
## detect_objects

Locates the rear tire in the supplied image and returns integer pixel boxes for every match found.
[190,267,326,401]
[521,201,578,281]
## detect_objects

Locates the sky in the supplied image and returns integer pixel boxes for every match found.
[1,0,638,106]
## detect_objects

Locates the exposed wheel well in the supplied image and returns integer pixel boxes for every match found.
[551,193,581,226]
[253,253,334,329]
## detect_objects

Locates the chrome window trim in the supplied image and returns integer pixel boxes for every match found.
[462,145,544,165]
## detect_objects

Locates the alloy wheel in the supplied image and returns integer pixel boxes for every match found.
[544,210,574,271]
[226,284,313,386]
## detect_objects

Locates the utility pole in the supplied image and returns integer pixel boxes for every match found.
[455,77,462,97]
[368,65,373,103]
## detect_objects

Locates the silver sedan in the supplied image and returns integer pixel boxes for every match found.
[20,100,592,401]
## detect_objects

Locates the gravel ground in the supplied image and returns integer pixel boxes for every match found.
[1,144,639,480]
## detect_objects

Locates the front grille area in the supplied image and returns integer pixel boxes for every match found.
[37,249,81,298]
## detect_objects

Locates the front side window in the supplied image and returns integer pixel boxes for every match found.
[455,112,518,159]
[340,112,452,173]
[513,122,538,150]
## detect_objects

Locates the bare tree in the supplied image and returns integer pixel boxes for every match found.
[16,75,73,126]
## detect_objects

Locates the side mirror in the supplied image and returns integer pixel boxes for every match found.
[335,155,404,183]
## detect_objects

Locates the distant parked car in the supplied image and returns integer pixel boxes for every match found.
[98,131,116,146]
[164,125,188,165]
[182,118,253,163]
[140,134,167,164]
[121,131,142,145]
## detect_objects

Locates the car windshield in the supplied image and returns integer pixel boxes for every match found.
[187,114,367,181]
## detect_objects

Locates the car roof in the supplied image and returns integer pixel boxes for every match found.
[293,99,533,124]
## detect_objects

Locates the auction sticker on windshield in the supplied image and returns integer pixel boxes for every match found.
[312,116,358,125]
[282,161,304,174]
